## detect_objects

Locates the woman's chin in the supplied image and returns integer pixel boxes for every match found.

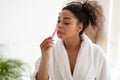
[57,35,64,39]
[57,36,63,39]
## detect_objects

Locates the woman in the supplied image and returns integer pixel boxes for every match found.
[34,1,110,80]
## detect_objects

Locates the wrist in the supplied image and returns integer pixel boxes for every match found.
[41,55,50,61]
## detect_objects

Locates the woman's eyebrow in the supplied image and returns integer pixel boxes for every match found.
[63,17,71,20]
[58,16,71,20]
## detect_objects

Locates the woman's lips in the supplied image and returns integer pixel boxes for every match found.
[57,30,64,34]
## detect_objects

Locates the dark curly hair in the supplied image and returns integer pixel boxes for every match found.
[62,1,104,36]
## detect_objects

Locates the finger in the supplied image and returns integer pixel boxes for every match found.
[44,42,54,49]
[40,38,54,48]
[43,44,54,52]
[41,40,54,49]
[41,42,54,54]
[40,37,53,46]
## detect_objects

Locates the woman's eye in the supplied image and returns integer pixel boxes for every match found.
[64,22,70,25]
[57,20,70,25]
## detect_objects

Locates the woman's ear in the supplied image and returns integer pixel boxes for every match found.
[77,23,83,32]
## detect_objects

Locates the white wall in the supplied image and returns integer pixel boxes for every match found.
[107,0,120,80]
[0,0,66,43]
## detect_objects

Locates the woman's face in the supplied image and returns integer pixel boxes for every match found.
[56,10,82,40]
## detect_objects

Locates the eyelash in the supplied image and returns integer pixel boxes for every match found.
[57,20,70,25]
[64,22,70,25]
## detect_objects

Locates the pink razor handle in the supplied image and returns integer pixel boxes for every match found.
[52,28,58,38]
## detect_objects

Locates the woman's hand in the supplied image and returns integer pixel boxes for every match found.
[37,37,53,80]
[40,37,54,59]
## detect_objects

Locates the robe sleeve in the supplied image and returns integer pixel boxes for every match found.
[31,57,41,80]
[96,55,111,80]
[31,57,52,80]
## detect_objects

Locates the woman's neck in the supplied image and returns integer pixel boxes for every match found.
[63,35,81,50]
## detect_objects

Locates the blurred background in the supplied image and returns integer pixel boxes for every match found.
[0,0,120,80]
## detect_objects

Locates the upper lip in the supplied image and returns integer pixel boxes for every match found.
[57,30,63,33]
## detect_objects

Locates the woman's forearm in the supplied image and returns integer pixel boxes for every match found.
[37,37,53,80]
[36,57,49,80]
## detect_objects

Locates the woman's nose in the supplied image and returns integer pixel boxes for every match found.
[57,22,62,29]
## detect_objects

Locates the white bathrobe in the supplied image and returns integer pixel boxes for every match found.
[33,34,110,80]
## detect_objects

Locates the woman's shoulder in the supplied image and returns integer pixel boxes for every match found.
[83,34,107,60]
[92,43,107,62]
